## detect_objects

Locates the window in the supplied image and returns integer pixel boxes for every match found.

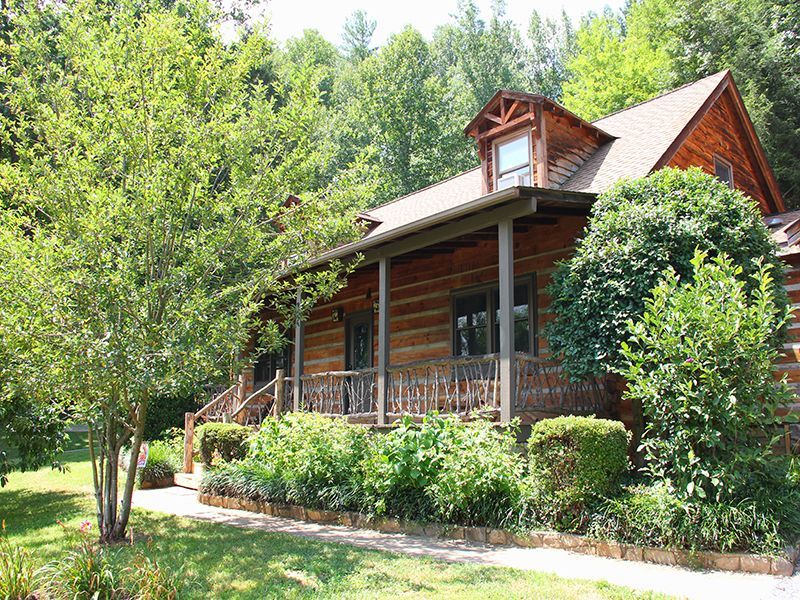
[452,276,537,357]
[714,155,733,188]
[495,132,531,190]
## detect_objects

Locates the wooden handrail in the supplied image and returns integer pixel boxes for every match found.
[300,368,377,380]
[231,376,278,419]
[386,353,499,372]
[195,383,237,420]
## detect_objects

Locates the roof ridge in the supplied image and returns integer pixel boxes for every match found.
[592,70,729,124]
[365,166,481,214]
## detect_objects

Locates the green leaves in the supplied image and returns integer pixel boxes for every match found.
[620,249,794,502]
[547,167,785,380]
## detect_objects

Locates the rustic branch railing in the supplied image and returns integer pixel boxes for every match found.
[387,353,501,417]
[231,371,287,427]
[514,353,607,414]
[299,368,377,416]
[194,383,238,423]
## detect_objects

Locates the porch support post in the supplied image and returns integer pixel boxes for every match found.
[292,287,304,412]
[377,256,390,425]
[498,218,515,422]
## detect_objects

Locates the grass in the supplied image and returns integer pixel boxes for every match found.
[0,447,671,599]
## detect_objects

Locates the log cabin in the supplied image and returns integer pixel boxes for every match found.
[196,69,799,448]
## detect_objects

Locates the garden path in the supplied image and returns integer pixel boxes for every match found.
[134,486,798,600]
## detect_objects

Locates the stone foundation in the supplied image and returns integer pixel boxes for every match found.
[197,493,797,577]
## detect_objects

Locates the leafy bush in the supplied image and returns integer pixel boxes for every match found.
[427,421,523,527]
[522,416,629,529]
[196,422,251,466]
[144,391,203,441]
[362,414,459,520]
[121,436,182,487]
[247,413,370,510]
[0,536,35,600]
[588,482,795,555]
[620,251,794,502]
[547,167,784,379]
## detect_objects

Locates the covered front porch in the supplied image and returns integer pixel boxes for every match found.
[229,186,613,426]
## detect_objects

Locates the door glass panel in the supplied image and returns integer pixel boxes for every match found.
[349,319,372,370]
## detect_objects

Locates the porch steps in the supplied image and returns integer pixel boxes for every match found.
[174,462,204,490]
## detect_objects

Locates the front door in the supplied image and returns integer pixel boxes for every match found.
[345,312,373,414]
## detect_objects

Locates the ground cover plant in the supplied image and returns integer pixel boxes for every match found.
[0,445,665,599]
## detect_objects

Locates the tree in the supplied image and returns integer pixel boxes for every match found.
[336,27,474,203]
[561,5,672,120]
[561,0,800,206]
[341,9,376,63]
[0,0,372,542]
[547,168,785,381]
[279,29,343,102]
[525,10,575,100]
[620,250,793,501]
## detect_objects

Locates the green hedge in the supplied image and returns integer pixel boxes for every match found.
[522,416,630,530]
[196,422,251,467]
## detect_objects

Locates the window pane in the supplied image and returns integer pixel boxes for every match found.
[714,158,733,188]
[456,294,487,328]
[455,293,488,356]
[493,285,530,353]
[497,135,529,173]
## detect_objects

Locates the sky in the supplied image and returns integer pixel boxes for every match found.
[237,1,625,47]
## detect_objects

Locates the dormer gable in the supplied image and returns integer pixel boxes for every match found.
[465,90,613,194]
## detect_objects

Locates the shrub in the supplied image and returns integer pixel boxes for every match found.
[143,391,203,441]
[547,167,784,380]
[588,483,793,555]
[196,422,251,466]
[523,416,629,529]
[121,437,182,487]
[247,413,370,510]
[427,421,523,527]
[620,251,794,502]
[361,414,461,520]
[0,536,35,600]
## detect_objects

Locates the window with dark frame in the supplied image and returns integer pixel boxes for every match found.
[713,155,734,188]
[452,275,538,357]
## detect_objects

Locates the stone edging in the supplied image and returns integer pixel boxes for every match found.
[197,493,797,576]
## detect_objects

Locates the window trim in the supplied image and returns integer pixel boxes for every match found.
[493,129,533,189]
[450,273,538,357]
[713,154,734,189]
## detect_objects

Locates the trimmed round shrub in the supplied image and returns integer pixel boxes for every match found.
[523,416,629,529]
[196,422,251,466]
[547,167,784,380]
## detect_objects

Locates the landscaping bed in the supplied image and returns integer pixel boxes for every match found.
[197,491,798,576]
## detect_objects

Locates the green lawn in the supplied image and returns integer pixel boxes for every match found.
[0,448,670,599]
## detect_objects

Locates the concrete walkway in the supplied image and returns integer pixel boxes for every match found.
[133,486,798,600]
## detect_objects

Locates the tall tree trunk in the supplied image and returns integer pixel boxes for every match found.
[112,392,148,540]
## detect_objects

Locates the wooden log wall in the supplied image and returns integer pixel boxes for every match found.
[667,87,772,213]
[296,216,588,376]
[774,260,800,414]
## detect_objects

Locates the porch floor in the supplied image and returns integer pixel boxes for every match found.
[133,486,796,600]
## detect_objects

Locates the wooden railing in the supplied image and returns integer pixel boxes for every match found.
[194,383,238,423]
[515,353,607,414]
[299,368,377,417]
[231,370,287,427]
[387,354,500,417]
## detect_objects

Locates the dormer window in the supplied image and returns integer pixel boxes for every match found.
[714,155,734,188]
[495,131,532,190]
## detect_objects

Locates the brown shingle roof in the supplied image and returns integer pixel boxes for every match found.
[561,71,729,194]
